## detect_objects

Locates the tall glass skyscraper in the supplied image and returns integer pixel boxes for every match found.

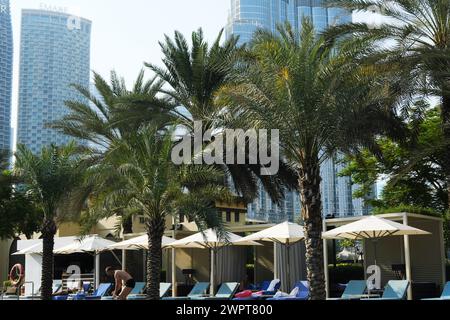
[227,0,374,222]
[226,0,351,45]
[17,9,91,154]
[0,0,12,151]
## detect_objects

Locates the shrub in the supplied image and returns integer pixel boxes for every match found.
[373,205,441,218]
[328,263,364,285]
[446,263,450,282]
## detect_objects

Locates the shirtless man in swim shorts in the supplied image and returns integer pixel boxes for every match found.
[105,266,135,300]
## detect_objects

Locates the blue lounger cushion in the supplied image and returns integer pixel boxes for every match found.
[162,282,210,300]
[361,280,409,300]
[422,282,450,300]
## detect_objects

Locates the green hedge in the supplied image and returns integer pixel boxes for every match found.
[373,205,441,217]
[328,263,364,285]
[447,264,450,281]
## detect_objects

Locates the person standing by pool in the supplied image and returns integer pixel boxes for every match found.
[105,266,135,300]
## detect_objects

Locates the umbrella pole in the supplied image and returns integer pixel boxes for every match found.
[210,249,215,296]
[172,248,176,297]
[373,239,378,268]
[121,249,126,270]
[273,242,278,279]
[95,254,100,290]
[286,244,290,292]
[370,239,379,293]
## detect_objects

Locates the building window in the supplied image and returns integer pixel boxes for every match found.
[139,216,145,224]
[179,213,185,223]
[234,212,240,223]
[226,211,231,222]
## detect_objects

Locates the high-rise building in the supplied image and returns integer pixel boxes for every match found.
[0,0,13,151]
[227,0,374,221]
[17,9,91,154]
[226,0,351,45]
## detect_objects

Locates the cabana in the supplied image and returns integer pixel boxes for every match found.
[164,229,260,295]
[235,221,306,291]
[323,213,447,300]
[13,236,80,296]
[14,235,118,295]
[53,235,118,288]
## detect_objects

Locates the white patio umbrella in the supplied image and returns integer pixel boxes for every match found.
[12,236,80,256]
[107,235,175,250]
[322,216,430,265]
[54,235,118,289]
[108,235,176,284]
[12,242,43,256]
[235,221,305,288]
[322,215,430,293]
[163,229,261,295]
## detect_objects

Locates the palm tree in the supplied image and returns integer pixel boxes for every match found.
[93,125,232,299]
[14,142,86,300]
[218,21,409,299]
[53,70,231,299]
[51,70,174,233]
[324,0,450,208]
[0,149,41,240]
[146,28,298,203]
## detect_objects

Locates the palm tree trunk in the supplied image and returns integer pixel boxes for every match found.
[41,218,57,300]
[122,214,133,234]
[298,159,326,300]
[146,217,165,300]
[441,93,450,210]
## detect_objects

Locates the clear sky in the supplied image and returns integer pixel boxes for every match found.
[10,0,230,128]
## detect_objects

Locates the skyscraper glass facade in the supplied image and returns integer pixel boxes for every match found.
[226,0,351,45]
[17,9,91,154]
[0,0,12,151]
[227,0,374,222]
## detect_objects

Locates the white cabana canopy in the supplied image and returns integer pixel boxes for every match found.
[53,235,117,254]
[322,215,430,298]
[53,235,118,289]
[164,228,260,249]
[164,228,260,295]
[235,221,305,245]
[12,242,43,255]
[322,216,430,240]
[12,236,80,255]
[235,221,305,288]
[108,235,175,250]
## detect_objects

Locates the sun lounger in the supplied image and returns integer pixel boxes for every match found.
[361,280,409,300]
[16,280,63,300]
[327,280,367,300]
[84,283,112,300]
[162,282,210,300]
[127,282,172,300]
[267,281,309,300]
[123,282,147,300]
[190,282,240,300]
[422,282,450,300]
[233,279,281,300]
